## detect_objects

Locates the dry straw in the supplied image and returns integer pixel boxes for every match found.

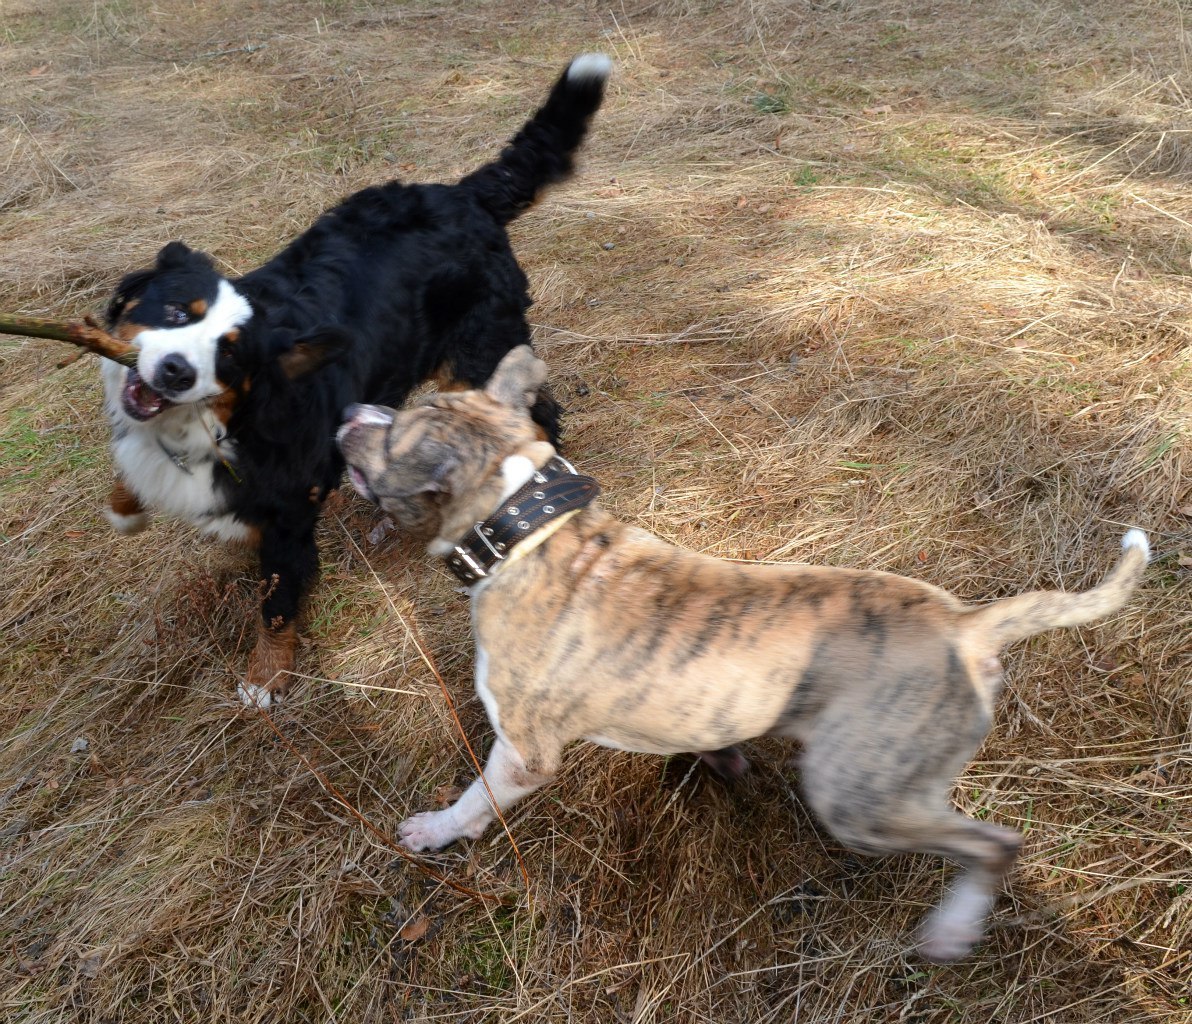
[1,1,1188,1022]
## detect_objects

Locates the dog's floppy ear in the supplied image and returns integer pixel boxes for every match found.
[155,241,194,268]
[277,326,354,379]
[105,268,155,326]
[154,240,217,271]
[484,346,549,408]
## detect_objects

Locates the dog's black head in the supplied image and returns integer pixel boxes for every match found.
[106,241,349,425]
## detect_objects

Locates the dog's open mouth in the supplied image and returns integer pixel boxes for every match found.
[122,369,174,421]
[347,465,376,504]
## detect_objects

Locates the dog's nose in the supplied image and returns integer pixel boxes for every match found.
[155,353,197,394]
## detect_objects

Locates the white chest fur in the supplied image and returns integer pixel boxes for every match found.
[102,362,249,542]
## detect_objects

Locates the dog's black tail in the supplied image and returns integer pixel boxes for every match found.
[460,53,611,226]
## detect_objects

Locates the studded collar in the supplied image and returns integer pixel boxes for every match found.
[444,456,601,586]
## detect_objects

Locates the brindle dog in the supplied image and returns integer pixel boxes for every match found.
[336,347,1149,961]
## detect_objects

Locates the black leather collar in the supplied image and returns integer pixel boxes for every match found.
[444,456,601,586]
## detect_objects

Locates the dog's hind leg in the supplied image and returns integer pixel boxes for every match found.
[802,746,1021,961]
[798,660,1019,960]
[911,814,1022,961]
[398,737,556,852]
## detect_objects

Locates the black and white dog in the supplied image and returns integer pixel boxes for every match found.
[99,54,611,707]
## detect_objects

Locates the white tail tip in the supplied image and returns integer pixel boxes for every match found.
[567,53,612,84]
[1121,528,1150,561]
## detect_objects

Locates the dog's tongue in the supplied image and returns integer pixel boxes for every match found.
[122,369,169,420]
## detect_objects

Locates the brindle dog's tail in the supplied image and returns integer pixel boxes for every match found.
[962,529,1149,650]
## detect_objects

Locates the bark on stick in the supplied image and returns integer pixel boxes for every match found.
[0,313,138,368]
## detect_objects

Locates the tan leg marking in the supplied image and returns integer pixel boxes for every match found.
[109,480,144,516]
[105,479,150,535]
[238,621,298,708]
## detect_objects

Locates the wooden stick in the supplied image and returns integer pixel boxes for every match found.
[0,313,139,368]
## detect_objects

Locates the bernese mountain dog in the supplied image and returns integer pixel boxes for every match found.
[99,53,611,707]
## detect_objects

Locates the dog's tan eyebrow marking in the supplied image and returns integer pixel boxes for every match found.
[113,321,146,342]
[188,298,208,317]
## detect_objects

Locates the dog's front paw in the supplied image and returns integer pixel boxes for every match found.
[398,809,489,852]
[240,623,297,709]
[237,681,284,709]
[104,508,150,535]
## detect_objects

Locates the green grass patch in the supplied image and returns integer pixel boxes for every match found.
[0,410,102,490]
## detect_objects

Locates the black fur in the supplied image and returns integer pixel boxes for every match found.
[105,56,609,674]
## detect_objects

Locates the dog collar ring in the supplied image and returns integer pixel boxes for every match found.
[157,437,192,475]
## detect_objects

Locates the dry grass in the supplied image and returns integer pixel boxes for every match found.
[1,0,1190,1020]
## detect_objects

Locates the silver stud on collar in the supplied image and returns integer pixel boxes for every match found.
[543,504,555,514]
[533,490,546,500]
[517,521,530,530]
[507,506,520,516]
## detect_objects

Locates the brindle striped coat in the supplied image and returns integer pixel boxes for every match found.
[336,347,1149,961]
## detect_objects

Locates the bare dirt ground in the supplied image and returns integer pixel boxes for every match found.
[1,1,1189,1021]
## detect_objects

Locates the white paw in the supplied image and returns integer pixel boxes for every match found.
[398,809,489,852]
[237,682,275,709]
[917,908,985,962]
[104,509,149,535]
[398,811,464,852]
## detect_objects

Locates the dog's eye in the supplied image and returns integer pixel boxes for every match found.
[163,303,190,326]
[216,337,241,378]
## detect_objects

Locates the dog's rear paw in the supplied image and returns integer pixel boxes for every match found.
[399,809,489,852]
[916,911,985,962]
[698,746,751,780]
[237,681,282,709]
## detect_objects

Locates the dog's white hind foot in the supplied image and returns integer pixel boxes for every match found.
[916,874,996,962]
[398,809,489,852]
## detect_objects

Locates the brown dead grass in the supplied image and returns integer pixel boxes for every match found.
[1,1,1189,1021]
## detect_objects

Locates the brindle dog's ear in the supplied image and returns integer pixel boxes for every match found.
[484,346,549,409]
[277,326,354,379]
